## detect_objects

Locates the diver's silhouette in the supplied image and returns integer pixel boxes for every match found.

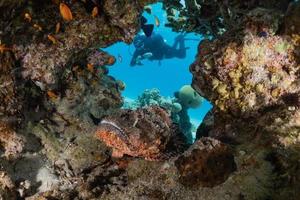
[130,33,188,66]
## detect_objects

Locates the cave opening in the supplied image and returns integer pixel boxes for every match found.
[102,2,212,143]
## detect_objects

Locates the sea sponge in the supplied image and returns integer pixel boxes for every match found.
[178,85,203,108]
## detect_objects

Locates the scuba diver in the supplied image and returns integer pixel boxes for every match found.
[130,33,188,66]
[130,16,188,66]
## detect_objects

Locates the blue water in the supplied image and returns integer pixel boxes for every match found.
[103,2,212,130]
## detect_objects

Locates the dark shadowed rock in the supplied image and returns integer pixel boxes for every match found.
[175,137,236,187]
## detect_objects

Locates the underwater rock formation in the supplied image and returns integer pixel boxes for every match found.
[163,0,293,37]
[0,171,17,200]
[191,9,298,116]
[0,121,24,160]
[1,0,300,199]
[190,1,300,199]
[0,52,23,118]
[175,137,236,187]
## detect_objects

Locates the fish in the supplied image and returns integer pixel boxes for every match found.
[87,63,94,73]
[47,90,58,100]
[33,24,42,31]
[154,15,160,27]
[107,56,116,65]
[141,16,154,37]
[59,3,73,21]
[55,22,61,34]
[47,34,58,44]
[92,6,98,18]
[24,13,32,22]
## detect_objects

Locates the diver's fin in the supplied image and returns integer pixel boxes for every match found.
[141,16,147,25]
[142,24,154,37]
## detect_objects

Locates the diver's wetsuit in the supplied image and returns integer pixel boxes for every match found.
[130,33,187,66]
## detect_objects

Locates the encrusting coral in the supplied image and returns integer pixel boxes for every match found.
[190,1,300,199]
[191,8,298,116]
[0,121,24,160]
[1,0,300,199]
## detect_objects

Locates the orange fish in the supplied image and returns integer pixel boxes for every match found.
[55,22,61,34]
[47,90,58,100]
[0,43,12,54]
[59,3,73,21]
[92,7,98,18]
[47,34,58,44]
[33,23,43,31]
[87,63,94,73]
[107,56,116,65]
[24,13,32,22]
[154,15,160,27]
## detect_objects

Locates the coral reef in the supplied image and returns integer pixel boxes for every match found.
[1,0,300,199]
[124,88,201,143]
[0,121,24,160]
[163,0,293,37]
[191,13,298,116]
[0,171,17,200]
[0,52,23,118]
[189,0,300,199]
[176,85,203,109]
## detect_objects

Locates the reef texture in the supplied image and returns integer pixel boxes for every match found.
[190,0,300,199]
[0,121,24,160]
[175,137,236,187]
[163,0,293,37]
[1,0,300,199]
[124,88,202,143]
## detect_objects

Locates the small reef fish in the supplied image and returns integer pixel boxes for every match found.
[24,13,32,22]
[92,6,98,18]
[47,90,58,100]
[59,3,73,21]
[33,23,43,31]
[0,43,12,54]
[47,34,58,44]
[154,15,160,27]
[55,22,61,34]
[107,56,116,65]
[87,63,94,73]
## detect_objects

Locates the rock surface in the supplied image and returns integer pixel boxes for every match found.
[175,137,236,187]
[1,0,300,199]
